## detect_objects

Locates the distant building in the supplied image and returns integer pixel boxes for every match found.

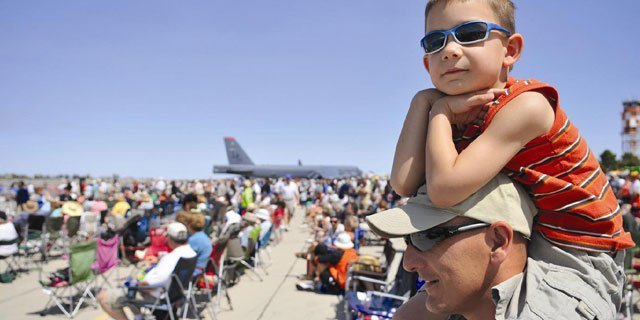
[622,100,640,156]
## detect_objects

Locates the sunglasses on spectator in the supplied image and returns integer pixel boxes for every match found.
[420,20,511,55]
[404,222,490,252]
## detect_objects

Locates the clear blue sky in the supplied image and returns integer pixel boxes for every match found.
[2,1,639,179]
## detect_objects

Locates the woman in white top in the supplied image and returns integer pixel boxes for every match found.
[0,211,19,257]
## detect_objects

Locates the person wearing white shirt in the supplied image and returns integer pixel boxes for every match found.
[0,211,18,257]
[281,178,299,229]
[98,222,196,320]
[256,209,273,240]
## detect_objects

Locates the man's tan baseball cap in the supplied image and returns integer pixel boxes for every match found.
[366,173,537,238]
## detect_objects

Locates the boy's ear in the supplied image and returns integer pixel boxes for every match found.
[503,33,524,69]
[423,54,430,72]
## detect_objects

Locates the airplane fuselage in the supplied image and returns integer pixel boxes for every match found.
[213,137,363,179]
[213,164,362,179]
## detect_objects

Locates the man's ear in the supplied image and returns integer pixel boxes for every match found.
[488,221,513,264]
[423,54,430,73]
[503,33,524,69]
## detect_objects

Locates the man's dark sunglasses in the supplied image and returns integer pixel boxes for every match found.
[404,222,490,252]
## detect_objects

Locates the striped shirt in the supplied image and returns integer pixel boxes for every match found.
[453,78,634,253]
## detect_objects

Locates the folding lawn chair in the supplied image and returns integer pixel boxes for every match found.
[344,238,409,319]
[0,237,20,278]
[213,242,233,314]
[254,225,273,274]
[346,239,404,292]
[42,216,65,260]
[186,238,234,320]
[39,241,98,318]
[344,254,415,320]
[66,216,81,240]
[92,234,120,288]
[21,214,46,252]
[124,256,198,320]
[225,235,263,282]
[117,214,146,267]
[80,212,100,239]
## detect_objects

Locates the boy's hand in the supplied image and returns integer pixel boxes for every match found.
[432,88,505,125]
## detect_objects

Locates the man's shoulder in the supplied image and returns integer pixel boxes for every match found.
[514,258,614,319]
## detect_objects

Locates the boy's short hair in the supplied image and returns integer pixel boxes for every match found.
[425,0,516,34]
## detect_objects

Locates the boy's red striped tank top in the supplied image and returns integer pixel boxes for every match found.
[453,77,634,253]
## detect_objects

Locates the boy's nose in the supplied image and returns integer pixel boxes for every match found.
[441,34,462,60]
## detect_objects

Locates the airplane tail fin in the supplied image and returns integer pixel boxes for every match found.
[224,137,254,165]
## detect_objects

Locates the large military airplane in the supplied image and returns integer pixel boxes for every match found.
[213,137,363,179]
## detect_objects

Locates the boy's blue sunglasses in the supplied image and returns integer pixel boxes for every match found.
[420,20,511,55]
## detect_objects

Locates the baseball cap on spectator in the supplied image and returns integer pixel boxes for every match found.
[366,173,537,239]
[166,222,189,242]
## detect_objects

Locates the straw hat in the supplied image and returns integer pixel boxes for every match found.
[23,201,39,213]
[62,201,84,217]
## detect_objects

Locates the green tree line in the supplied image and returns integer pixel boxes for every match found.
[599,150,640,172]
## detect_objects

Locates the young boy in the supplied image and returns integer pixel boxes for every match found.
[390,0,633,315]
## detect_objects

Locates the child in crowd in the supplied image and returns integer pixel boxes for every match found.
[390,0,633,313]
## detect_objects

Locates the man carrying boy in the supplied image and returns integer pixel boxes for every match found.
[368,174,615,319]
[389,0,632,314]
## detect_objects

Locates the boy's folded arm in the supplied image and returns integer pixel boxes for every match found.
[426,91,555,207]
[391,89,444,197]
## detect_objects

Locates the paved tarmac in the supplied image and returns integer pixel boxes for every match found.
[0,208,363,320]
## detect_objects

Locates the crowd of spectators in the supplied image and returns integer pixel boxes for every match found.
[0,174,401,314]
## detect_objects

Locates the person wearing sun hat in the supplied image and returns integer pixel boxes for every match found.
[366,174,619,320]
[110,193,130,216]
[255,208,273,240]
[240,212,261,250]
[61,200,84,217]
[296,232,358,294]
[22,200,39,214]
